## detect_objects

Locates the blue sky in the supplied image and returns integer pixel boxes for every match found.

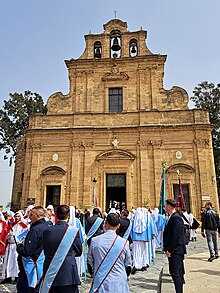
[1,0,220,208]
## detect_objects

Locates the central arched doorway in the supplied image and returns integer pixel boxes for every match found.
[106,173,126,211]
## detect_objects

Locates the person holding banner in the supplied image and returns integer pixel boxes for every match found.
[86,207,104,247]
[17,206,49,293]
[87,213,132,293]
[40,205,82,293]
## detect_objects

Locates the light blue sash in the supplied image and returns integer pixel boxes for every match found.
[90,235,127,293]
[87,217,103,240]
[123,221,132,239]
[40,226,78,293]
[22,250,45,288]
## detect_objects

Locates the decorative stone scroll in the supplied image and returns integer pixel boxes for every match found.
[70,141,95,148]
[160,86,188,110]
[47,92,71,114]
[137,140,164,147]
[102,64,129,82]
[29,142,42,149]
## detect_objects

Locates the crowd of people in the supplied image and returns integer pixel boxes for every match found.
[0,200,217,293]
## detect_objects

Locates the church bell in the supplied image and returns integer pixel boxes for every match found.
[111,37,121,51]
[94,47,101,59]
[131,45,137,54]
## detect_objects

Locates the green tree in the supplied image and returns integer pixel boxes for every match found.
[191,81,220,197]
[0,91,47,165]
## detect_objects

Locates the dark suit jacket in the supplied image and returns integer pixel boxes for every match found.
[117,217,130,237]
[86,215,103,240]
[17,218,49,261]
[163,212,186,255]
[117,217,132,243]
[17,218,50,291]
[43,221,82,286]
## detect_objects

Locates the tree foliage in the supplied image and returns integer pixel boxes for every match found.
[0,91,47,165]
[191,81,220,196]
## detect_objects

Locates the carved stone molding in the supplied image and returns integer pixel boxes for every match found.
[75,70,94,77]
[160,86,188,110]
[29,142,42,149]
[193,138,210,148]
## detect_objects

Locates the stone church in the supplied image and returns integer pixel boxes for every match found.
[11,19,218,218]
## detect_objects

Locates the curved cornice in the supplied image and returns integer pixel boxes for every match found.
[166,163,194,173]
[96,149,136,161]
[41,166,66,176]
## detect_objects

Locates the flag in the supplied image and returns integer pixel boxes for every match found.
[176,177,185,209]
[159,162,166,214]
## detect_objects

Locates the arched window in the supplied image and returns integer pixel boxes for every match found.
[94,41,102,59]
[110,30,121,58]
[129,39,138,57]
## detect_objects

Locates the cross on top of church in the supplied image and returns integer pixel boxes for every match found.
[114,10,118,19]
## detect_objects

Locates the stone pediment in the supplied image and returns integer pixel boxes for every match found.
[96,149,135,161]
[41,166,66,176]
[103,19,128,33]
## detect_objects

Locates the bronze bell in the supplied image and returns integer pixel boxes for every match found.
[94,47,101,59]
[131,45,137,54]
[111,37,121,51]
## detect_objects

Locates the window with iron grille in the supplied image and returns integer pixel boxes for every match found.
[109,88,123,112]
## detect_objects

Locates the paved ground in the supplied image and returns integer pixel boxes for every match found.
[161,235,219,293]
[184,252,220,293]
[0,234,215,293]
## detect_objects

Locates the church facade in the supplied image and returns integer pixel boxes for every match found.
[11,19,218,218]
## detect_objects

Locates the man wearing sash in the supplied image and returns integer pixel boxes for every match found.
[41,205,82,293]
[86,207,104,247]
[87,213,132,293]
[17,206,49,293]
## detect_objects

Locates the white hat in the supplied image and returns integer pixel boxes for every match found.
[24,205,34,216]
[15,211,25,223]
[133,207,147,233]
[108,208,117,214]
[47,205,54,211]
[68,206,76,227]
[7,211,15,218]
